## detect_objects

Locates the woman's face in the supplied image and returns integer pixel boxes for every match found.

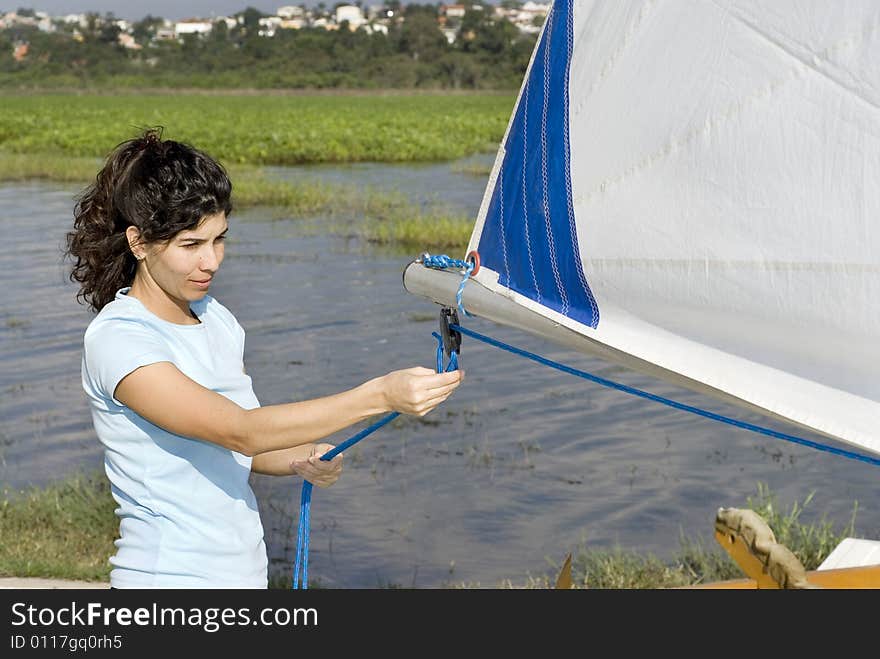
[142,212,228,303]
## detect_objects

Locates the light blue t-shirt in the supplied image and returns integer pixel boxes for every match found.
[81,288,268,588]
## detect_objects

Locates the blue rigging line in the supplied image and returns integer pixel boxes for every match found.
[449,322,880,468]
[291,332,460,589]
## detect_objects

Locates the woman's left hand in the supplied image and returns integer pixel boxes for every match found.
[290,443,343,488]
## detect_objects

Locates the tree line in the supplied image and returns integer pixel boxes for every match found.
[0,4,539,90]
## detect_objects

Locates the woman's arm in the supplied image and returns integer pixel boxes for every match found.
[114,361,462,457]
[252,443,317,476]
[252,443,343,488]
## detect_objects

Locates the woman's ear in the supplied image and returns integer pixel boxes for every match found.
[126,226,145,261]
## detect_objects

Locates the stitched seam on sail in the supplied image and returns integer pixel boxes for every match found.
[522,78,541,302]
[563,0,599,327]
[499,169,509,286]
[542,7,568,314]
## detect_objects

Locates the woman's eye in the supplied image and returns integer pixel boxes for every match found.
[215,235,226,243]
[182,243,199,249]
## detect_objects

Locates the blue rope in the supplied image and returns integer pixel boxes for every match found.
[450,322,880,468]
[292,332,460,589]
[293,251,877,588]
[421,254,474,318]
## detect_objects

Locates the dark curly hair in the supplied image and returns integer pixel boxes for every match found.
[65,127,233,312]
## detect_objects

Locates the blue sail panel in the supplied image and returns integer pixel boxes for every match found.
[477,0,599,329]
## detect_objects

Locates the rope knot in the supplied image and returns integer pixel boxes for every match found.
[421,253,475,318]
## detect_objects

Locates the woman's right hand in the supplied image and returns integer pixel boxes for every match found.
[380,367,464,416]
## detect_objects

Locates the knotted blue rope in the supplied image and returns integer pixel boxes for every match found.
[450,322,880,468]
[292,332,460,589]
[421,253,475,318]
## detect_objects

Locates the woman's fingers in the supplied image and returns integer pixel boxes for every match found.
[414,391,456,416]
[425,380,462,397]
[384,367,464,416]
[291,452,343,488]
[405,367,463,387]
[430,370,465,387]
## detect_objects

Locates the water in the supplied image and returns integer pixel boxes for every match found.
[1,163,878,588]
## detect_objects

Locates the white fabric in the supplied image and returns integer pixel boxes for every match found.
[468,0,880,454]
[82,289,267,588]
[818,538,880,570]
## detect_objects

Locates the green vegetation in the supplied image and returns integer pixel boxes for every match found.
[0,5,536,91]
[1,473,867,588]
[233,168,472,250]
[0,472,117,582]
[451,161,494,177]
[0,90,499,252]
[0,93,513,165]
[0,152,472,253]
[364,206,472,250]
[494,483,862,589]
[0,150,101,182]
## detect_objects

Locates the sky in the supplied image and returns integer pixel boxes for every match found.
[9,1,445,22]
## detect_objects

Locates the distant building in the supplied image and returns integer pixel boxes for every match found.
[277,5,304,19]
[258,16,283,37]
[515,2,550,34]
[335,5,366,30]
[118,33,142,50]
[519,2,550,22]
[61,13,88,27]
[365,23,388,35]
[36,12,55,32]
[522,1,551,12]
[442,4,467,19]
[155,27,177,41]
[175,19,213,36]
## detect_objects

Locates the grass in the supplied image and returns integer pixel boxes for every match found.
[0,91,499,251]
[451,162,493,177]
[0,93,513,165]
[487,482,862,589]
[0,151,102,183]
[1,472,868,588]
[0,152,472,252]
[363,206,472,251]
[0,471,118,582]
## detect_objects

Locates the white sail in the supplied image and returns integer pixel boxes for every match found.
[404,0,880,457]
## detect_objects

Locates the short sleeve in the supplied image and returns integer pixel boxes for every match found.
[83,319,175,406]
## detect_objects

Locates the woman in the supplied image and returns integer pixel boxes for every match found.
[65,128,463,588]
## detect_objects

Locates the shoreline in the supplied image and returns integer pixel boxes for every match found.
[0,577,109,589]
[0,87,515,97]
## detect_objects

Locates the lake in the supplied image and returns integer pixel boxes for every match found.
[1,158,877,588]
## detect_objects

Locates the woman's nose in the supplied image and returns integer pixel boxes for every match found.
[200,246,219,271]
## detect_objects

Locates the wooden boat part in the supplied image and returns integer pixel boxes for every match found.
[688,508,880,589]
